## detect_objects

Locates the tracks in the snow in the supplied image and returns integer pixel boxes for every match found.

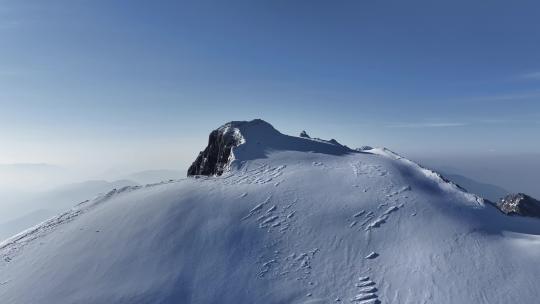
[350,276,380,303]
[236,160,413,303]
[224,164,286,185]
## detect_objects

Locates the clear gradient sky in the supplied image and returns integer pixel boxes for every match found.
[1,1,540,189]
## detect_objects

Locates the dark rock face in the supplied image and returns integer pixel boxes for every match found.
[187,127,242,176]
[497,193,540,218]
[299,130,310,138]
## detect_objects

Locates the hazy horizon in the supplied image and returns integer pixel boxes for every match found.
[2,123,539,199]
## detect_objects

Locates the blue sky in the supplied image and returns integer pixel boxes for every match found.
[1,0,539,182]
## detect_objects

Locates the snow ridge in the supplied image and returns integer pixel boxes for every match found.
[0,180,179,264]
[370,147,485,207]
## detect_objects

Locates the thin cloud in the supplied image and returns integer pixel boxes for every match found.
[389,115,540,128]
[387,122,468,128]
[521,72,540,80]
[461,91,540,102]
[0,19,20,29]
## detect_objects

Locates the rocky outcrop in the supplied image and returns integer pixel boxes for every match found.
[299,130,310,138]
[187,125,244,176]
[496,193,540,218]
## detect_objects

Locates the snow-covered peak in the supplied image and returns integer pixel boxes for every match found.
[222,119,349,152]
[188,120,483,207]
[188,119,351,176]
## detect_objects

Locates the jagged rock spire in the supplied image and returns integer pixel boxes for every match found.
[299,130,310,138]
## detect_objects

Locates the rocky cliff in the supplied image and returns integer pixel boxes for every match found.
[497,193,540,218]
[187,123,245,176]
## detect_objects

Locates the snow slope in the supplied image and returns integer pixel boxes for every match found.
[0,179,140,241]
[1,119,540,304]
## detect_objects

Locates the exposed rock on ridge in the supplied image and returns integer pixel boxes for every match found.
[496,193,540,218]
[187,122,245,176]
[299,130,310,138]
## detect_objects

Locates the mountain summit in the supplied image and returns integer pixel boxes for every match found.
[187,119,351,176]
[1,120,540,304]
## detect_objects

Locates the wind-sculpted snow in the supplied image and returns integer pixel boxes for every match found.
[1,121,540,304]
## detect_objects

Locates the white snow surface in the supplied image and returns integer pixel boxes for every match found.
[1,119,540,304]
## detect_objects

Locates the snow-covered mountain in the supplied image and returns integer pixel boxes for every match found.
[1,119,540,304]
